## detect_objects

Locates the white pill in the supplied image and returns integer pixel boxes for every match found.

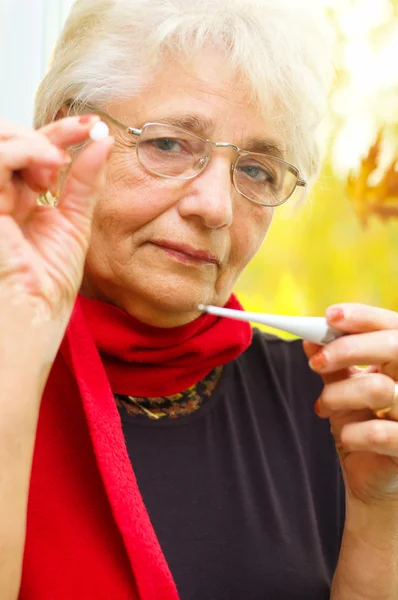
[89,121,109,142]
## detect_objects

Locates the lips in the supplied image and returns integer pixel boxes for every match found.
[151,240,220,265]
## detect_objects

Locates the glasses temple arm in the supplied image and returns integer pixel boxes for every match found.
[64,100,140,136]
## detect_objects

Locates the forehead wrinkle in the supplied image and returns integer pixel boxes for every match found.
[147,113,215,137]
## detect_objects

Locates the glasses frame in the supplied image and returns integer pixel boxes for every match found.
[81,104,307,207]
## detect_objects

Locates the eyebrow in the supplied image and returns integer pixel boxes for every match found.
[241,139,285,159]
[149,113,286,159]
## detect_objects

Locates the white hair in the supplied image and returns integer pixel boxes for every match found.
[34,0,335,188]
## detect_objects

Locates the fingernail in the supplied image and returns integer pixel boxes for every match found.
[309,350,328,371]
[79,114,100,126]
[326,307,344,322]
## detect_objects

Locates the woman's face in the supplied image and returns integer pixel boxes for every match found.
[81,48,286,327]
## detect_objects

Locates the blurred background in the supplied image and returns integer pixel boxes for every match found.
[238,0,398,327]
[1,0,397,333]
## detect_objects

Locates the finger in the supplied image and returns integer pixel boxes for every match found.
[0,214,30,279]
[19,166,58,194]
[0,172,40,219]
[325,303,398,333]
[1,167,58,228]
[0,119,31,141]
[8,174,40,225]
[303,340,353,385]
[0,136,71,192]
[26,115,105,196]
[304,341,379,374]
[316,372,396,418]
[39,114,100,149]
[21,115,102,197]
[0,115,99,195]
[340,419,398,458]
[308,330,398,374]
[58,136,114,235]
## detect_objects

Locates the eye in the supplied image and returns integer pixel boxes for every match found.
[152,137,186,153]
[237,162,276,184]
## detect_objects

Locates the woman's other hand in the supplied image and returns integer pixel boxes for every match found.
[303,303,398,505]
[0,114,113,331]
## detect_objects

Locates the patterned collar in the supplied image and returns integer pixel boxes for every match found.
[115,366,223,420]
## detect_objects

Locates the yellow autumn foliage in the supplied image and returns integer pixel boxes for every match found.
[237,160,398,332]
[347,131,398,226]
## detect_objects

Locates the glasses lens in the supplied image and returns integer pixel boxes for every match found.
[234,153,298,206]
[137,124,209,178]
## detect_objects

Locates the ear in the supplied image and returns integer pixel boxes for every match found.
[54,105,70,121]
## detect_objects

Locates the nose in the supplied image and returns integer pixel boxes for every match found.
[177,155,234,229]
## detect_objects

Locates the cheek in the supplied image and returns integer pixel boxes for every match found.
[214,206,271,303]
[92,156,182,237]
[230,204,273,269]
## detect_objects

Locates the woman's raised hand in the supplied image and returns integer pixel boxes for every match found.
[0,114,113,330]
[0,115,114,598]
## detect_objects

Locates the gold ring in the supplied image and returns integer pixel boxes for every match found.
[375,382,398,420]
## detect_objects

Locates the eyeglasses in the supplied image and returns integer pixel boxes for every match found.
[82,104,307,207]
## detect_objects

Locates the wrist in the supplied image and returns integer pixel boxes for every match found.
[345,496,398,542]
[0,288,70,366]
[332,498,398,600]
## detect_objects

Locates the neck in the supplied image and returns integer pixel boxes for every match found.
[79,286,202,328]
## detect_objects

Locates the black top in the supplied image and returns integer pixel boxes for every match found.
[117,330,345,600]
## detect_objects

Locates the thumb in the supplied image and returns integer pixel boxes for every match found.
[58,136,114,233]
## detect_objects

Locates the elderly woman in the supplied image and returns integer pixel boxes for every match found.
[1,0,398,598]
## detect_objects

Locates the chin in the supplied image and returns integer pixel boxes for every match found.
[84,268,231,326]
[111,275,217,327]
[145,283,212,313]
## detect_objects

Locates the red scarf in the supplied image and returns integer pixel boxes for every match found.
[79,294,252,397]
[21,294,251,600]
